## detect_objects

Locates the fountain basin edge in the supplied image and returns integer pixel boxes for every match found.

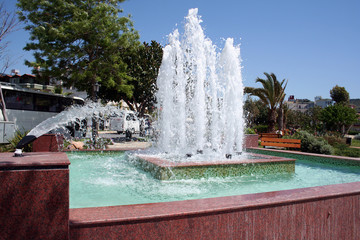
[69,181,360,225]
[133,153,296,180]
[2,150,360,239]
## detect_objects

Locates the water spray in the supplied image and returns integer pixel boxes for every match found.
[156,8,244,158]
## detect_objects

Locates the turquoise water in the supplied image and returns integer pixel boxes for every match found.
[68,151,360,208]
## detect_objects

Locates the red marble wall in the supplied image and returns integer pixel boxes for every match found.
[243,134,259,149]
[69,182,360,240]
[0,152,70,240]
[33,134,64,152]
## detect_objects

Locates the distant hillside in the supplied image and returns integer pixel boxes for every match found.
[350,99,360,112]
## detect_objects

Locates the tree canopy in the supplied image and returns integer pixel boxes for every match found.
[244,72,287,132]
[17,0,139,99]
[330,85,349,105]
[243,97,268,129]
[285,106,323,133]
[320,104,358,135]
[99,40,163,116]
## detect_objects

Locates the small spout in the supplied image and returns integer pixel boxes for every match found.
[225,154,232,159]
[197,149,203,154]
[186,153,193,158]
[14,149,23,157]
[16,135,37,149]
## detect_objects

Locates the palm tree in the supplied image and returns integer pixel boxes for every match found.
[244,72,287,132]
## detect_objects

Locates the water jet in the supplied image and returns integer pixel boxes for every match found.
[135,8,291,178]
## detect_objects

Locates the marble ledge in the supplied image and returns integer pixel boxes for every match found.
[0,152,70,169]
[69,181,360,227]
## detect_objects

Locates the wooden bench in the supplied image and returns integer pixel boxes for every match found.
[259,133,282,139]
[261,137,301,149]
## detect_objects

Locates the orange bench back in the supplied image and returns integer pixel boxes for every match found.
[261,137,301,148]
[259,133,282,139]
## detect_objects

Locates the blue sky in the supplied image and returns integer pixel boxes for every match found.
[3,0,360,100]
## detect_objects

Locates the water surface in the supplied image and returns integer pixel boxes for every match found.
[68,151,360,208]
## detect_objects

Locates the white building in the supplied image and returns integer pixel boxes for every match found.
[285,95,314,113]
[314,96,333,108]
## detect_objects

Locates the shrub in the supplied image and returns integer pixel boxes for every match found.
[245,128,256,134]
[253,125,268,133]
[0,129,32,152]
[54,85,63,94]
[290,131,334,155]
[323,135,345,146]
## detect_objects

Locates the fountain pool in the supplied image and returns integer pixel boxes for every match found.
[5,7,360,239]
[68,150,360,208]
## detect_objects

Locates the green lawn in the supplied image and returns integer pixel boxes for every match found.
[352,139,360,147]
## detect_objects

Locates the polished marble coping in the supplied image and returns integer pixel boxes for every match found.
[69,181,360,227]
[0,152,70,169]
[248,147,360,162]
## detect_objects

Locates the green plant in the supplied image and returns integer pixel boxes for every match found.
[319,104,358,135]
[17,0,139,99]
[322,135,345,146]
[289,130,334,155]
[244,72,287,132]
[245,128,256,134]
[0,129,32,152]
[330,85,349,104]
[54,85,63,94]
[253,125,268,133]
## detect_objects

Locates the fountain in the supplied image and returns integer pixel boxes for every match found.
[13,9,294,179]
[134,8,295,179]
[156,8,244,157]
[3,8,360,240]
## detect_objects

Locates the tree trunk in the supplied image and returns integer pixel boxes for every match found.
[123,99,135,111]
[278,104,284,133]
[268,108,277,133]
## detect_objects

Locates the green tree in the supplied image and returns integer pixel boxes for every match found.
[243,97,260,128]
[320,104,358,135]
[330,85,349,105]
[99,41,163,116]
[243,97,268,128]
[17,0,139,99]
[286,106,324,134]
[286,110,309,130]
[244,72,287,132]
[306,106,324,134]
